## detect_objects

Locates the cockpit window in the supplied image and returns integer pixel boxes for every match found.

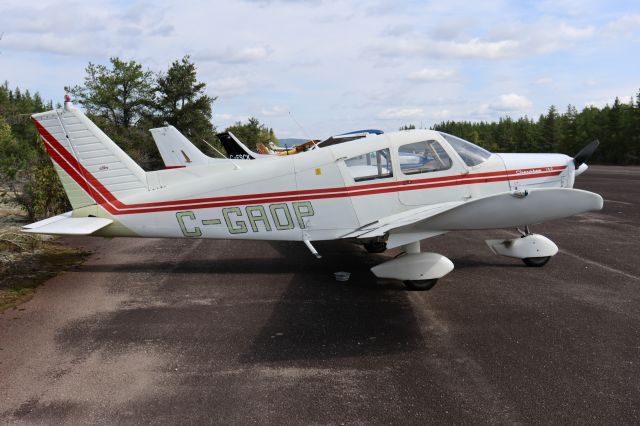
[439,132,492,167]
[399,140,452,175]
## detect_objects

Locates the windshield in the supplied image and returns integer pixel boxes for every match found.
[439,132,492,167]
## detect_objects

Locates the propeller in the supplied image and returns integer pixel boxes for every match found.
[573,139,599,168]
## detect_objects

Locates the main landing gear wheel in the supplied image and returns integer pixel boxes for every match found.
[403,279,438,291]
[364,241,387,253]
[522,256,551,267]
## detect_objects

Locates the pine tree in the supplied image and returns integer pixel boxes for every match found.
[66,58,155,129]
[152,56,218,147]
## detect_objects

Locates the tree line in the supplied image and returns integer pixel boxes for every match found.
[430,95,640,165]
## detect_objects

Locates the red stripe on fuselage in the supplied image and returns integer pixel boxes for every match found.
[34,118,566,215]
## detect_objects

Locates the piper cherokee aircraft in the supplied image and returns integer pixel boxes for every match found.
[24,97,603,290]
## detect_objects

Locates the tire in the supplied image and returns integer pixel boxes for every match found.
[404,279,438,291]
[522,256,551,267]
[364,241,387,253]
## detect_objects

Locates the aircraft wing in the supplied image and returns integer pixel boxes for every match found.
[22,212,113,235]
[343,188,603,249]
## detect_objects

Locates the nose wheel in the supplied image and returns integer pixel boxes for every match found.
[404,278,438,291]
[522,256,551,267]
[486,226,558,266]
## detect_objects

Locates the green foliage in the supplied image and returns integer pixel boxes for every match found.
[225,117,279,151]
[65,58,155,128]
[432,91,640,165]
[0,85,69,221]
[152,56,219,153]
[12,146,70,221]
[65,58,159,169]
[65,56,222,169]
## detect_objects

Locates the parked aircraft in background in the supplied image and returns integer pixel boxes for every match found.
[24,97,602,290]
[150,126,385,167]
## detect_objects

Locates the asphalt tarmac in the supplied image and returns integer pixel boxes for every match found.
[1,165,639,425]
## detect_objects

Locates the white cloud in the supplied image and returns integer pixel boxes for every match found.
[212,113,249,128]
[0,0,172,56]
[527,22,595,54]
[230,46,272,63]
[433,38,520,59]
[490,94,533,111]
[534,77,553,85]
[407,68,456,82]
[604,14,640,36]
[216,113,234,121]
[260,105,288,116]
[377,107,425,120]
[209,77,251,97]
[196,46,272,64]
[371,17,596,61]
[371,37,520,60]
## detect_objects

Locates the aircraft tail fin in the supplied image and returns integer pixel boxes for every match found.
[218,131,258,160]
[31,100,147,211]
[150,125,210,168]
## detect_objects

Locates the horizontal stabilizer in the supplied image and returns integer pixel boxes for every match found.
[22,213,112,235]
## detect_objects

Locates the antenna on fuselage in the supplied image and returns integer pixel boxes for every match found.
[288,111,319,150]
[202,139,241,170]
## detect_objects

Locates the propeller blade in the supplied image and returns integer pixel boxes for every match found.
[573,139,599,168]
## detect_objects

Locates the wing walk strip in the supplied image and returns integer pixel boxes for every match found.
[35,119,566,216]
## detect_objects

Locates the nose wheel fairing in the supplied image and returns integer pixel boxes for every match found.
[486,234,558,260]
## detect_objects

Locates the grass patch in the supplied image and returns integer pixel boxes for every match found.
[0,240,90,312]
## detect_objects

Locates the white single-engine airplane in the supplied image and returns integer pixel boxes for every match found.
[24,97,603,290]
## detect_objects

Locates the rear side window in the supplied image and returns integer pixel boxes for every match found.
[399,140,452,175]
[345,148,393,182]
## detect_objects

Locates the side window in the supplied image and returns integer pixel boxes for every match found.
[399,140,452,175]
[345,148,393,182]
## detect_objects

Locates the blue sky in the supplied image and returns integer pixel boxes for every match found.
[1,0,639,138]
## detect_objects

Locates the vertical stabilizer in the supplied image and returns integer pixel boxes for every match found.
[218,131,260,159]
[150,125,211,168]
[32,100,147,211]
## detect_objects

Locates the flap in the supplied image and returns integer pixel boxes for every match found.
[342,201,462,239]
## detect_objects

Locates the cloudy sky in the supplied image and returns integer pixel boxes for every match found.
[1,0,639,138]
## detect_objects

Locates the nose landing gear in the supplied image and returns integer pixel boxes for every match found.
[486,226,558,267]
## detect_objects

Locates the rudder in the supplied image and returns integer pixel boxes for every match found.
[32,101,147,213]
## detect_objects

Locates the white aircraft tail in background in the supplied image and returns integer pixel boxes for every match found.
[25,97,603,291]
[149,125,218,168]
